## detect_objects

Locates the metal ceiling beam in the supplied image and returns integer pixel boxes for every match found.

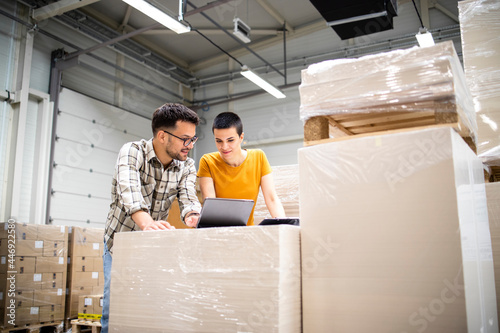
[65,22,162,60]
[79,6,189,68]
[186,0,285,78]
[256,0,294,33]
[432,1,459,23]
[141,28,280,36]
[420,0,431,28]
[189,19,326,72]
[32,0,100,21]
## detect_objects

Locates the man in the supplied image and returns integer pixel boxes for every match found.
[101,103,202,333]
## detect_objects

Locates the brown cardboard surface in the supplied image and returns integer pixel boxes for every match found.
[37,225,68,241]
[72,243,101,257]
[93,257,103,272]
[1,306,40,327]
[298,127,497,332]
[110,226,301,332]
[36,256,66,273]
[72,272,100,287]
[0,222,37,240]
[0,256,36,274]
[71,256,95,272]
[65,285,94,319]
[0,239,44,257]
[42,241,66,257]
[33,289,64,307]
[39,304,63,322]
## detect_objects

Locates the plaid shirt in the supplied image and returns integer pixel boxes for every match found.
[104,138,201,252]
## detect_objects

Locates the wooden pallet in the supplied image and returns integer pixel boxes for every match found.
[304,109,476,152]
[486,166,500,183]
[0,321,63,333]
[70,320,101,333]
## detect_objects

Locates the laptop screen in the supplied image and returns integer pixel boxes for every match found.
[196,198,255,228]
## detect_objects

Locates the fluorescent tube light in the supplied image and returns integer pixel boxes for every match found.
[415,27,435,47]
[240,66,286,99]
[327,11,388,26]
[122,0,190,34]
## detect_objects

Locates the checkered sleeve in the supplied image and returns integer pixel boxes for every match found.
[115,143,150,216]
[177,158,202,222]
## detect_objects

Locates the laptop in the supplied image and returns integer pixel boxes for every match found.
[196,198,255,228]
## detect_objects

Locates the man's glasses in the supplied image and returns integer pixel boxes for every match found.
[162,130,198,147]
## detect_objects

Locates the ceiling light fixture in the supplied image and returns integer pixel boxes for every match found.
[240,66,286,99]
[415,27,435,47]
[122,0,190,34]
[411,0,434,47]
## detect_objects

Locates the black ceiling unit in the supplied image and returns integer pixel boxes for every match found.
[309,0,398,40]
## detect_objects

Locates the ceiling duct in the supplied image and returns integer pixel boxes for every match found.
[309,0,398,40]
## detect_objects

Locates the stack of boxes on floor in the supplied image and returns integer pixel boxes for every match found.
[0,223,68,328]
[254,164,299,224]
[459,0,500,323]
[66,227,104,324]
[298,39,498,332]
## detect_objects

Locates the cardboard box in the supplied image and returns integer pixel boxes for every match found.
[298,127,497,332]
[33,289,64,307]
[36,256,66,273]
[72,242,101,257]
[0,256,36,274]
[459,0,500,165]
[110,226,301,332]
[71,256,95,272]
[254,164,299,224]
[71,272,100,288]
[65,286,94,319]
[37,225,67,241]
[93,257,103,272]
[42,241,66,257]
[39,304,63,322]
[0,239,44,257]
[13,273,64,291]
[78,295,103,321]
[2,306,40,326]
[0,290,34,308]
[0,222,37,240]
[486,182,500,324]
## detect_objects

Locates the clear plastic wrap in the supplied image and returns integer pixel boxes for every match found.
[459,0,500,166]
[66,226,104,320]
[486,182,500,323]
[299,41,477,141]
[254,165,299,224]
[0,223,68,328]
[110,225,301,333]
[298,127,497,332]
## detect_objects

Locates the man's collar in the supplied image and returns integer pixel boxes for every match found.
[147,138,181,170]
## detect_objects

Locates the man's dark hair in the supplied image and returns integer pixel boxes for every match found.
[152,103,199,135]
[212,112,243,136]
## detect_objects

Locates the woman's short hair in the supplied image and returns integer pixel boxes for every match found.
[212,112,243,136]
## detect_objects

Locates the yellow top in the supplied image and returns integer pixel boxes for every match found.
[197,149,272,225]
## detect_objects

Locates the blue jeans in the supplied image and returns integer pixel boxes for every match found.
[101,240,112,333]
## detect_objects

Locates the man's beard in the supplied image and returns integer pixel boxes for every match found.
[166,145,189,161]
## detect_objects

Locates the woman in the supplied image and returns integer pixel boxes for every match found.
[197,112,286,225]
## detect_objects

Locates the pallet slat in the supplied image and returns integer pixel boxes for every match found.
[0,321,63,333]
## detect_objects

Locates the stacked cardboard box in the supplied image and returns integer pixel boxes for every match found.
[77,294,103,322]
[459,0,500,166]
[299,41,477,142]
[109,226,301,332]
[486,183,500,322]
[298,127,498,332]
[0,223,68,328]
[254,164,300,224]
[65,227,104,322]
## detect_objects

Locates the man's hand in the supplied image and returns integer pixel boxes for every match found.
[184,212,200,228]
[132,211,175,231]
[143,220,175,231]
